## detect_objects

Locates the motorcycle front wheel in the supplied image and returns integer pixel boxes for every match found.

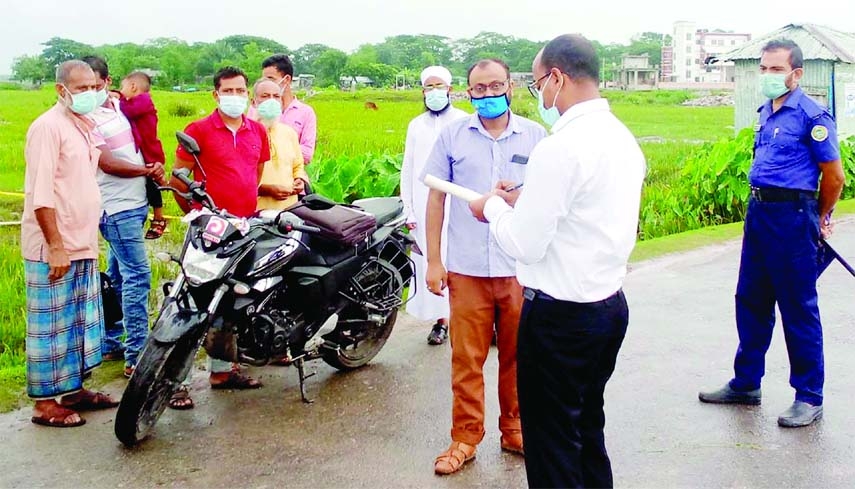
[114,331,202,446]
[322,308,397,371]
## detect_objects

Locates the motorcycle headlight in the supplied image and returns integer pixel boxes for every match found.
[182,244,230,285]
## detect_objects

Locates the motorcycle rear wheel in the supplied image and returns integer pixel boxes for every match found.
[321,309,397,371]
[114,332,202,446]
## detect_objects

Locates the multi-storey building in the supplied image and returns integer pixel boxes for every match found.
[663,21,751,83]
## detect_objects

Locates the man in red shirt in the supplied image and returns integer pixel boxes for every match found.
[172,66,269,217]
[169,66,270,408]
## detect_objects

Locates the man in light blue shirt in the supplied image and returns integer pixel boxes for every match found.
[420,58,546,475]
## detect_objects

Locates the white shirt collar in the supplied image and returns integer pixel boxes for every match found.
[551,98,610,133]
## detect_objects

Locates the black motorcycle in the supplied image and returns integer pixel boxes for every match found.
[114,132,415,446]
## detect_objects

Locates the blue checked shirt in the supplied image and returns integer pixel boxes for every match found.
[420,112,547,277]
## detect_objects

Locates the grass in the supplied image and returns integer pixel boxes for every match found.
[0,86,739,411]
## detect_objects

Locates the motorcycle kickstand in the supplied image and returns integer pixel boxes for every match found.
[295,358,316,404]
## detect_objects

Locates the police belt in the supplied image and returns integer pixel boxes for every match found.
[750,186,816,202]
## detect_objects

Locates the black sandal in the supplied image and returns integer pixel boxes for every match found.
[427,321,448,345]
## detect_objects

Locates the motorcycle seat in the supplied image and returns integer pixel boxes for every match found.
[352,197,403,226]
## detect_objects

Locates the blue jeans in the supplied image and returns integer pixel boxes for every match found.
[731,197,824,405]
[99,205,151,367]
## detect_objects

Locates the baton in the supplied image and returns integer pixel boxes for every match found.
[819,238,855,278]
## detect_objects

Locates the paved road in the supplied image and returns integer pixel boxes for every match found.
[2,221,855,488]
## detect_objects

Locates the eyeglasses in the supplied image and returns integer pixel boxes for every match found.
[423,83,449,91]
[527,73,550,98]
[469,79,509,96]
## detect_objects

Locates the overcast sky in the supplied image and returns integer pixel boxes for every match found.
[3,0,853,75]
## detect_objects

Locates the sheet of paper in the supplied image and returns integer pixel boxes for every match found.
[423,174,483,202]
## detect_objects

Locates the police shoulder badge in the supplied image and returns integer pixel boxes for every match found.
[811,125,829,142]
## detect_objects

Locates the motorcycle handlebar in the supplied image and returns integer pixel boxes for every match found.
[171,169,218,211]
[271,214,321,235]
[173,170,194,188]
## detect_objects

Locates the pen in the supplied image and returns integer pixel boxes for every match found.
[504,182,524,192]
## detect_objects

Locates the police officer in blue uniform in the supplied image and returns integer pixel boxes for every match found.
[699,39,845,427]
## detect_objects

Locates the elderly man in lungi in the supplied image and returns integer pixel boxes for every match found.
[22,59,119,428]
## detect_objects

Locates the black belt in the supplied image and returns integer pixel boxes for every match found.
[750,186,816,202]
[523,287,557,302]
[523,287,621,306]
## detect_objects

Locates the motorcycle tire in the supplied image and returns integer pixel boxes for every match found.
[322,309,397,371]
[114,331,202,446]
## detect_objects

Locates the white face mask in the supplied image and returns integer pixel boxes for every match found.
[60,86,97,115]
[218,95,248,118]
[94,88,109,107]
[424,88,450,112]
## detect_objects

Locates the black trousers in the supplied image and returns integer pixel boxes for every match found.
[145,176,163,209]
[517,289,629,489]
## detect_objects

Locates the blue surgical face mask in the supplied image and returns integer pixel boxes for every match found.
[257,99,282,121]
[425,88,450,113]
[536,74,562,127]
[94,88,108,107]
[471,93,510,119]
[61,86,97,115]
[218,95,248,118]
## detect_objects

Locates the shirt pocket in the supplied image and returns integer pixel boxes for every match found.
[242,141,263,166]
[771,131,801,152]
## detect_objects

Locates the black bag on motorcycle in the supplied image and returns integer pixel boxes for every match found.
[290,204,377,246]
[100,272,124,326]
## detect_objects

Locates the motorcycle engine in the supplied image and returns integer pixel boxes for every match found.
[250,309,297,358]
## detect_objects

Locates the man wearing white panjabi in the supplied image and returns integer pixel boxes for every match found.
[400,66,468,345]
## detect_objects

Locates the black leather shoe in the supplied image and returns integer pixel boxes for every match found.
[698,383,761,405]
[778,401,823,427]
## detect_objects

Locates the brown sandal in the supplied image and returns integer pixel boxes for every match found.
[434,441,476,475]
[210,371,263,390]
[145,219,167,239]
[60,390,119,411]
[31,404,86,428]
[168,386,194,410]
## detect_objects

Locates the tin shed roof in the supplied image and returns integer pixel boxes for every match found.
[725,24,855,63]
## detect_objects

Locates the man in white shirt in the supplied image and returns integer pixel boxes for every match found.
[470,34,645,488]
[399,66,468,345]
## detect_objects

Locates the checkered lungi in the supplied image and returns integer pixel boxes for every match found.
[25,259,104,399]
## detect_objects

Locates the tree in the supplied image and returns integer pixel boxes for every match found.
[39,37,95,79]
[155,39,197,87]
[11,55,50,85]
[293,43,333,75]
[450,32,543,73]
[628,32,666,67]
[375,34,453,70]
[215,42,275,80]
[314,48,348,87]
[219,35,287,56]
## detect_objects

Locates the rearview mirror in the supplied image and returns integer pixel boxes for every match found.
[176,131,201,156]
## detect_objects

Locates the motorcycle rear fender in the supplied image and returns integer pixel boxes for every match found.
[151,298,209,344]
